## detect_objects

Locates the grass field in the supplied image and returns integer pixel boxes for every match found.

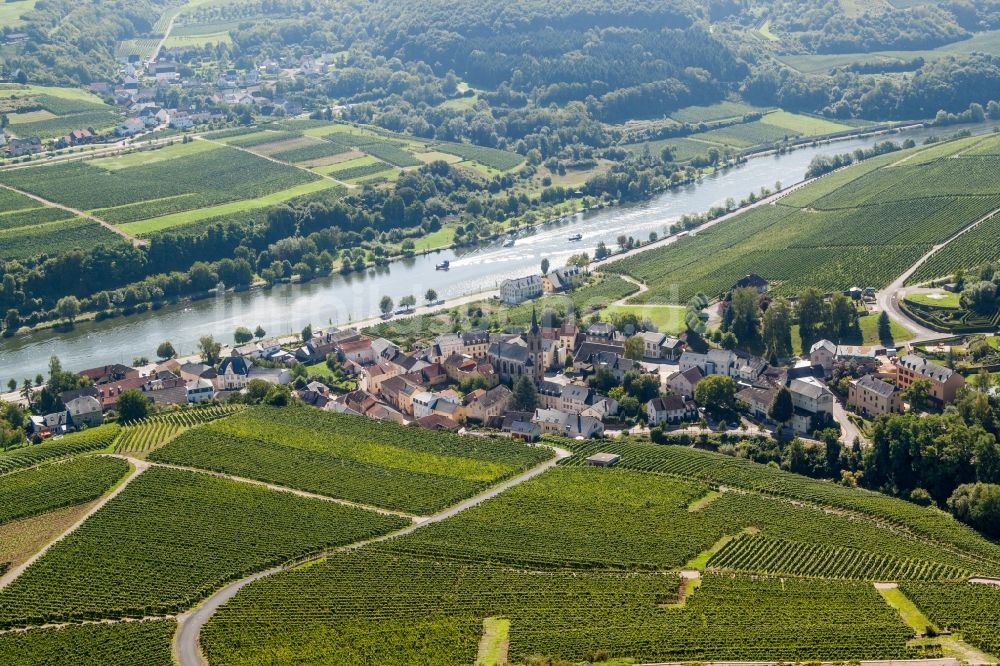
[0,0,36,26]
[604,136,1000,304]
[905,291,962,308]
[0,85,120,141]
[671,101,769,124]
[603,304,687,334]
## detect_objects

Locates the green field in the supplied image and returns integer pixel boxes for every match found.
[603,304,687,334]
[0,0,36,26]
[200,454,992,664]
[905,291,962,308]
[149,405,553,514]
[0,457,128,526]
[671,101,768,124]
[603,135,1000,303]
[0,620,175,665]
[0,142,320,235]
[1,86,119,141]
[0,425,121,475]
[903,582,1000,656]
[0,467,408,626]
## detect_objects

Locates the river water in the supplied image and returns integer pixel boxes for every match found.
[0,124,992,380]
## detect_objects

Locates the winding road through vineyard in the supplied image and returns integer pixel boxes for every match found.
[172,444,571,666]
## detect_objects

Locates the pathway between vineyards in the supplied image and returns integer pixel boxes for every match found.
[0,183,146,248]
[107,454,420,522]
[172,444,572,666]
[0,458,149,591]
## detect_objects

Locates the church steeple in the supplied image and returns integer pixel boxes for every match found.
[530,306,539,336]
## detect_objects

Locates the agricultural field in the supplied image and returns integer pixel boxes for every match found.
[671,101,768,124]
[0,620,175,665]
[114,404,245,455]
[205,550,926,665]
[431,141,524,171]
[604,135,1000,303]
[384,466,980,574]
[0,467,408,626]
[908,208,1000,283]
[317,156,393,181]
[149,405,553,514]
[115,39,160,61]
[1,87,120,141]
[0,0,36,26]
[0,457,128,526]
[0,424,121,475]
[0,217,128,262]
[903,582,1000,655]
[0,141,319,236]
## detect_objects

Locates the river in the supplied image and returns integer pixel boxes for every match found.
[0,123,993,380]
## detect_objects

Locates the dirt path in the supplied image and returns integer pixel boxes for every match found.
[0,459,148,591]
[173,445,570,666]
[0,182,145,247]
[107,454,421,522]
[195,136,358,190]
[148,12,178,65]
[876,204,1000,343]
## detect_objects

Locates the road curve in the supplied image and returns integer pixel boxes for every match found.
[173,445,571,666]
[876,205,1000,344]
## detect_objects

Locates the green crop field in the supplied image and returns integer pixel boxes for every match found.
[0,457,128,526]
[0,216,128,261]
[0,0,36,26]
[114,404,246,454]
[319,157,393,181]
[0,467,408,626]
[671,101,769,124]
[2,88,120,141]
[603,135,1000,303]
[270,140,349,163]
[0,619,175,665]
[431,141,524,171]
[149,405,552,514]
[903,582,1000,655]
[0,425,121,475]
[0,142,319,235]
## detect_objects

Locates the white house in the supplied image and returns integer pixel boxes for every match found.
[186,378,215,403]
[500,275,543,305]
[217,356,252,391]
[647,395,697,425]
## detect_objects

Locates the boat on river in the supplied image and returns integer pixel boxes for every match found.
[567,233,583,241]
[436,260,450,270]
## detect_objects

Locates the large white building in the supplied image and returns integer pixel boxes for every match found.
[500,275,543,305]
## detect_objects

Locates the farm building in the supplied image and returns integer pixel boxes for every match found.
[586,452,621,468]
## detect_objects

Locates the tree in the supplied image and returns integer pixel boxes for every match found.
[903,379,932,412]
[302,324,313,342]
[254,325,266,340]
[827,294,858,340]
[685,293,709,337]
[762,298,793,359]
[796,288,828,349]
[540,258,550,275]
[198,335,222,365]
[234,327,253,345]
[877,311,892,344]
[116,389,151,423]
[55,296,81,325]
[624,335,644,361]
[156,341,176,360]
[7,379,16,392]
[972,369,994,393]
[400,295,417,309]
[694,375,736,412]
[20,379,32,404]
[729,287,761,347]
[768,387,794,427]
[380,296,394,316]
[511,376,538,411]
[962,281,997,314]
[425,289,438,304]
[4,309,20,336]
[948,483,1000,537]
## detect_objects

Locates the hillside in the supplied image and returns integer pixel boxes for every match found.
[603,133,1000,303]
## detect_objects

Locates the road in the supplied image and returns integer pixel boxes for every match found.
[876,204,1000,344]
[833,399,868,447]
[172,444,571,666]
[0,459,148,590]
[0,182,145,247]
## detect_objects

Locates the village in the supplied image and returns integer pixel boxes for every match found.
[0,48,331,158]
[8,266,969,450]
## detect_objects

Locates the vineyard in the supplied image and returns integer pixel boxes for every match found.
[383,466,981,575]
[203,549,927,665]
[708,533,968,580]
[0,217,127,262]
[221,130,303,148]
[149,405,551,514]
[432,141,524,171]
[902,582,1000,655]
[0,457,128,526]
[604,135,1000,303]
[114,404,245,454]
[0,467,407,626]
[270,140,349,163]
[908,208,1000,283]
[0,619,175,665]
[0,424,121,475]
[563,439,1000,573]
[324,159,393,181]
[0,144,318,227]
